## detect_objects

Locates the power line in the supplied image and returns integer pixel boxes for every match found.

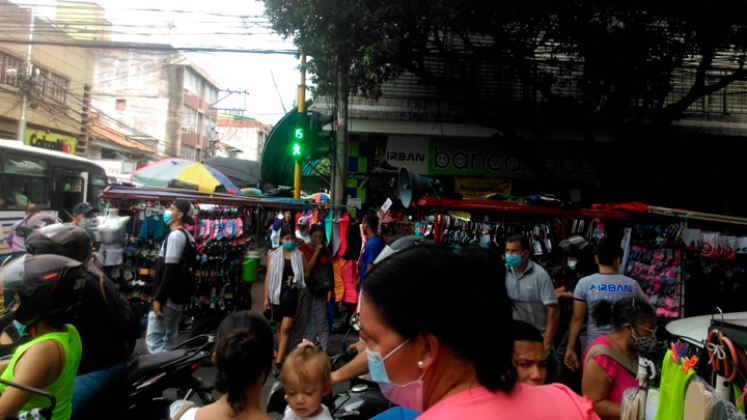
[0,38,299,54]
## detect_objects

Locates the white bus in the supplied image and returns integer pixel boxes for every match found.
[0,139,108,260]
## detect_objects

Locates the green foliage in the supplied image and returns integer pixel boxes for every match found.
[262,0,747,128]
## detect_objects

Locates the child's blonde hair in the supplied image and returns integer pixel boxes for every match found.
[281,345,332,391]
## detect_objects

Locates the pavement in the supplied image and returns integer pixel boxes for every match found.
[132,277,358,418]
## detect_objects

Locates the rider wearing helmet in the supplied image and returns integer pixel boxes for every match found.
[0,254,84,420]
[24,224,136,420]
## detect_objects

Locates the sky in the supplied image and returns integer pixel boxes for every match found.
[10,0,302,125]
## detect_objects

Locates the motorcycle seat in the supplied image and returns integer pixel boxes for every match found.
[125,349,188,383]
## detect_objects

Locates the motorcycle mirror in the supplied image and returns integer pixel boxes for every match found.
[351,314,361,332]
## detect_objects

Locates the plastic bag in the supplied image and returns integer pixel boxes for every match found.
[683,376,746,420]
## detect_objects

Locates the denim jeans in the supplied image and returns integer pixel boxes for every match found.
[71,362,127,420]
[145,303,183,353]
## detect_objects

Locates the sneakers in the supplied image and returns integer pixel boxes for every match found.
[272,362,283,377]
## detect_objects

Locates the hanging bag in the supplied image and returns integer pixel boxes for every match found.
[307,262,334,296]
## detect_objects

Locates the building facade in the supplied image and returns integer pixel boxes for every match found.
[0,0,96,157]
[215,113,270,160]
[92,48,220,160]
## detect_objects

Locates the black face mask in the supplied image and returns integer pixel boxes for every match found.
[631,327,658,358]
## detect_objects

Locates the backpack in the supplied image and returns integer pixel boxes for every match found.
[96,274,141,355]
[163,228,198,303]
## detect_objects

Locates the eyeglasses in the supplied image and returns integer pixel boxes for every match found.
[634,324,657,336]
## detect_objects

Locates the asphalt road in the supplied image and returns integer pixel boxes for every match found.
[132,278,357,419]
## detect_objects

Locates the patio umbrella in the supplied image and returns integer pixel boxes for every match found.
[132,159,242,195]
[306,192,330,202]
[203,157,260,188]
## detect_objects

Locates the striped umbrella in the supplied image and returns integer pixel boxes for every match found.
[132,159,242,195]
[306,192,330,202]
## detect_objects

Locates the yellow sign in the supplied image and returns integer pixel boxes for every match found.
[455,177,512,199]
[24,128,77,155]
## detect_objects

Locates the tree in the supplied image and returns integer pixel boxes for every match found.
[263,0,747,198]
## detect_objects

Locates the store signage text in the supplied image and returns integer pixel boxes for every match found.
[24,129,77,155]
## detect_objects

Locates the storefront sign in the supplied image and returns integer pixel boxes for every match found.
[92,159,136,176]
[384,136,429,174]
[455,177,512,199]
[428,137,596,181]
[24,128,76,155]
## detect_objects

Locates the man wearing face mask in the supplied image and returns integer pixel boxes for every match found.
[70,202,98,248]
[505,235,559,352]
[146,199,196,353]
[564,239,646,373]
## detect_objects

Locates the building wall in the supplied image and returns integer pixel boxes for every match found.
[92,50,219,159]
[216,115,270,161]
[0,0,94,156]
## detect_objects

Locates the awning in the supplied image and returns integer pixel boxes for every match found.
[89,120,157,154]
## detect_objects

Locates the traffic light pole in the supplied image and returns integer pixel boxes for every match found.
[294,54,306,199]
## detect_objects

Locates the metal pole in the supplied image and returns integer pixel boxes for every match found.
[18,6,34,143]
[294,54,306,199]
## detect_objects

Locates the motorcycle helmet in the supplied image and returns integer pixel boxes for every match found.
[0,254,86,326]
[558,234,594,257]
[374,235,434,264]
[25,224,92,264]
[14,214,60,239]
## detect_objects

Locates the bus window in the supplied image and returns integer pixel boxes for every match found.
[3,154,51,208]
[90,175,107,210]
[62,176,85,219]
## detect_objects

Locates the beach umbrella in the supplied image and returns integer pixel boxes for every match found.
[132,159,242,195]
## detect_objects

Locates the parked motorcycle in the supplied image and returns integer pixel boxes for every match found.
[120,334,216,420]
[267,348,392,420]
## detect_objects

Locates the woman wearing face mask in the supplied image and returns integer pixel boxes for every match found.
[290,224,331,352]
[582,297,657,420]
[264,224,309,375]
[360,246,599,420]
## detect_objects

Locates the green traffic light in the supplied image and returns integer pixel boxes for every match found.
[292,143,301,156]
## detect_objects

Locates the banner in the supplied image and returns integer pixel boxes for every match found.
[25,128,76,155]
[455,177,512,199]
[384,136,429,174]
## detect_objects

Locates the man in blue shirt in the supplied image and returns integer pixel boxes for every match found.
[359,214,385,290]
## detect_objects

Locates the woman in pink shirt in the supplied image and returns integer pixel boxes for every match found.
[359,246,600,420]
[582,297,657,419]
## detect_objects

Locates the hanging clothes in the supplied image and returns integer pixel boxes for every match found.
[325,211,334,247]
[337,212,351,258]
[332,256,345,304]
[342,223,362,261]
[655,350,696,420]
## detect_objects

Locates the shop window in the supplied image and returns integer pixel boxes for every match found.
[116,99,127,110]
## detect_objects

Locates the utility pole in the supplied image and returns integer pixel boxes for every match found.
[294,54,306,199]
[18,6,35,143]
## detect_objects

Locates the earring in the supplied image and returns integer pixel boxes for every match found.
[417,360,425,369]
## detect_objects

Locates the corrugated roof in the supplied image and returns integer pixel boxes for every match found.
[89,121,157,154]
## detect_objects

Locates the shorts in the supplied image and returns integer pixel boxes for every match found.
[271,286,300,321]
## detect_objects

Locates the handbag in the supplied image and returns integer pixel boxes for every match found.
[307,263,334,296]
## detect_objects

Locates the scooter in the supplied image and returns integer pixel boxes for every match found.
[266,348,392,420]
[120,334,216,419]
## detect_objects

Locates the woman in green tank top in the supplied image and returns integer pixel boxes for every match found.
[0,321,82,420]
[0,254,86,420]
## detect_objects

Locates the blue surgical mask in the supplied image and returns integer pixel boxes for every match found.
[13,320,27,336]
[282,242,296,250]
[366,339,425,411]
[163,210,172,225]
[567,260,578,270]
[505,254,523,268]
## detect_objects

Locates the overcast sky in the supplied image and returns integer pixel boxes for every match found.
[11,0,301,125]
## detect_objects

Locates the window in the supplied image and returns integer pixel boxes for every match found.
[3,155,51,208]
[0,52,23,87]
[48,72,68,103]
[179,145,196,160]
[184,69,201,96]
[202,116,215,139]
[181,105,199,134]
[90,175,107,209]
[115,99,126,110]
[101,148,117,159]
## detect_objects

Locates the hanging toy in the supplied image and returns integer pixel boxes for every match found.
[594,221,607,241]
[414,222,423,236]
